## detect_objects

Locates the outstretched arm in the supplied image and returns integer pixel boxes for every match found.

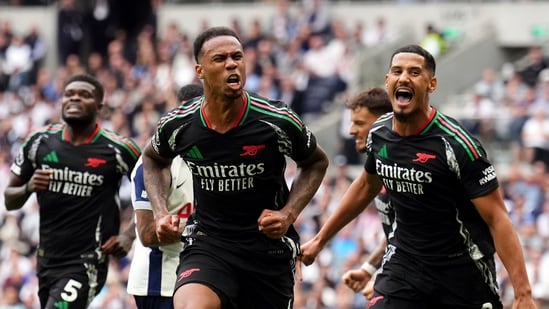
[472,189,536,308]
[301,170,383,266]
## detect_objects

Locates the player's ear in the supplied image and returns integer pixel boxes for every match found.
[428,76,437,93]
[96,97,104,110]
[196,64,203,79]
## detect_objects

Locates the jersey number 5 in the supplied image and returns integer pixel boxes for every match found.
[61,279,83,302]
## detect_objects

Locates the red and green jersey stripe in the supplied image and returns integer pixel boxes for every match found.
[422,111,482,161]
[101,129,141,159]
[248,93,304,130]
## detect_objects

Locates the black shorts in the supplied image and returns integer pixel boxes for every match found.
[174,235,299,309]
[369,249,503,309]
[37,254,108,309]
[134,295,173,309]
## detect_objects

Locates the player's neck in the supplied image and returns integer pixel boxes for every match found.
[393,106,435,136]
[64,122,100,145]
[202,93,246,133]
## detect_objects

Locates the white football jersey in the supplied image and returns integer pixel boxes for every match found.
[127,156,193,297]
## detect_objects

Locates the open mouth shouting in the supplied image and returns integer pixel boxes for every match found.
[227,74,241,91]
[395,88,413,107]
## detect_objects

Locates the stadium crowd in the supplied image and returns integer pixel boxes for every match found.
[1,0,549,308]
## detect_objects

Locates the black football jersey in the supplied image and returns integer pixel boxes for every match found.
[365,109,498,264]
[11,123,140,260]
[152,92,317,248]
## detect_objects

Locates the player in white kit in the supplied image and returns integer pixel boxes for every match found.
[127,155,193,309]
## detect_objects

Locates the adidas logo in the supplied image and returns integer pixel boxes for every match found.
[186,146,203,159]
[43,151,59,163]
[377,145,388,159]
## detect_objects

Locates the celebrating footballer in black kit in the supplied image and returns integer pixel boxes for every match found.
[365,109,503,304]
[4,74,140,309]
[153,91,315,239]
[300,45,536,309]
[366,110,498,263]
[152,91,319,307]
[142,26,328,309]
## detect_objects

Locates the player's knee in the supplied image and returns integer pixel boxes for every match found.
[174,283,221,309]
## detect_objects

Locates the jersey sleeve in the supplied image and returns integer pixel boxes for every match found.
[151,111,179,159]
[290,123,317,162]
[275,106,317,162]
[460,154,499,199]
[10,132,41,180]
[102,129,141,178]
[118,137,141,179]
[364,130,377,174]
[130,157,152,211]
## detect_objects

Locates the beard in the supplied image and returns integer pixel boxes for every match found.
[394,111,410,122]
[62,113,95,127]
[393,107,421,123]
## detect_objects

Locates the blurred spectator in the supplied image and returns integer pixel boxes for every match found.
[302,34,346,114]
[0,282,26,309]
[23,24,47,85]
[171,33,196,89]
[536,200,549,239]
[57,0,84,64]
[87,51,108,77]
[509,86,538,163]
[474,67,506,103]
[505,162,545,223]
[242,18,265,49]
[0,20,14,47]
[108,0,156,64]
[131,95,160,138]
[420,23,448,58]
[521,105,549,165]
[269,0,298,46]
[229,16,244,39]
[64,53,86,76]
[0,242,34,290]
[3,35,33,91]
[361,16,392,47]
[533,68,549,113]
[298,0,331,36]
[460,89,496,141]
[518,45,548,88]
[505,71,530,104]
[86,0,116,59]
[493,97,515,143]
[535,240,549,303]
